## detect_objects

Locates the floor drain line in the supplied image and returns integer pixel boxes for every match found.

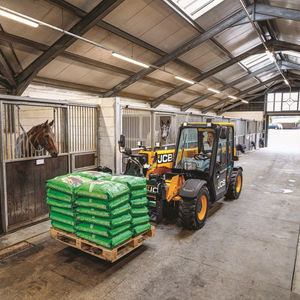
[0,241,33,261]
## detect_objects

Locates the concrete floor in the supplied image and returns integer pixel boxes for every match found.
[1,130,300,300]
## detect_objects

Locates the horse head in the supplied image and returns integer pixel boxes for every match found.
[33,120,58,158]
[160,120,170,141]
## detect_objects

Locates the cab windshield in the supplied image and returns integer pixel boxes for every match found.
[174,127,214,172]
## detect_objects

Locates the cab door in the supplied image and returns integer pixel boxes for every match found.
[213,127,228,198]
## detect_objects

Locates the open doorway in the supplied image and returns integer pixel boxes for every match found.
[267,116,300,151]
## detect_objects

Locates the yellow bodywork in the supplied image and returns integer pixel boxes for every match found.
[165,175,185,202]
[139,149,175,169]
[141,122,237,202]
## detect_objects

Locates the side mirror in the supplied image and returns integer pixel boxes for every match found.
[233,155,239,161]
[118,134,125,148]
[153,152,158,163]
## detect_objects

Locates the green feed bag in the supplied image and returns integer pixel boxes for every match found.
[76,230,133,249]
[130,206,149,217]
[72,171,112,181]
[132,223,151,236]
[77,213,132,229]
[75,180,129,200]
[47,174,91,195]
[75,194,129,210]
[75,223,131,238]
[76,203,130,218]
[47,189,73,202]
[148,200,156,207]
[51,206,76,217]
[46,197,72,209]
[131,188,147,199]
[52,221,76,234]
[130,197,148,208]
[50,211,76,226]
[131,215,150,226]
[111,175,146,190]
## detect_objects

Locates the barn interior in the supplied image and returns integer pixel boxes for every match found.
[0,0,299,299]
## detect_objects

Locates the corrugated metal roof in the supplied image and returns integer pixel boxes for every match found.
[0,0,297,113]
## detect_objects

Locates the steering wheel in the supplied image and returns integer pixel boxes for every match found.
[194,152,209,161]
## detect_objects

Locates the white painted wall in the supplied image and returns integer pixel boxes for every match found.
[222,111,264,121]
[98,97,116,172]
[23,84,102,101]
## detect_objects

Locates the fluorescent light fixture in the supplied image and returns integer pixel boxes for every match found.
[0,9,39,28]
[229,95,237,100]
[265,50,275,62]
[112,53,149,68]
[241,100,249,104]
[175,76,195,85]
[207,87,220,94]
[284,79,289,85]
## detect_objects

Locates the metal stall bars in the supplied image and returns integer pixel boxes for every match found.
[0,95,98,233]
[117,104,263,174]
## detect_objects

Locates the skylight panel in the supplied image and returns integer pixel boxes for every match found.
[241,53,270,68]
[281,50,300,59]
[171,0,225,20]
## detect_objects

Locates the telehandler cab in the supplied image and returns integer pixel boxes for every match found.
[119,121,243,230]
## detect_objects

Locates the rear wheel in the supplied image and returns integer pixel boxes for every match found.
[225,168,243,200]
[178,186,210,230]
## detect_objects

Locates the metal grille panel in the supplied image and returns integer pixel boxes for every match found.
[122,109,151,149]
[2,103,97,161]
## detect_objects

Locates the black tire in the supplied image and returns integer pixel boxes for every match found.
[225,168,243,200]
[178,186,210,230]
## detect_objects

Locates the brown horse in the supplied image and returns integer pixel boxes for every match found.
[16,120,58,158]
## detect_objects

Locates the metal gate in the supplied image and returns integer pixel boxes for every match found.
[0,95,98,232]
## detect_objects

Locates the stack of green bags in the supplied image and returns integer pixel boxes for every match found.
[74,180,133,249]
[46,174,92,233]
[111,175,151,237]
[72,171,112,181]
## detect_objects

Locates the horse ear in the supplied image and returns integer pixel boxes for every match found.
[43,120,48,127]
[48,120,54,127]
[160,120,164,126]
[166,120,170,125]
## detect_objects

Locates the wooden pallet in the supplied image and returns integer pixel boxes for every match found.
[50,226,155,263]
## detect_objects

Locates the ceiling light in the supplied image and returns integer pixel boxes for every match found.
[241,100,249,104]
[284,79,289,85]
[175,76,195,85]
[207,87,220,94]
[112,53,149,68]
[0,9,39,27]
[229,95,237,99]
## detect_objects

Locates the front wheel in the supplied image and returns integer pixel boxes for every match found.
[178,186,210,230]
[225,168,243,200]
